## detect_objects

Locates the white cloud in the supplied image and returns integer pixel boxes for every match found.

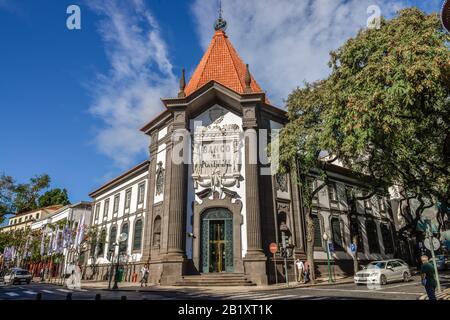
[87,0,177,168]
[191,0,407,106]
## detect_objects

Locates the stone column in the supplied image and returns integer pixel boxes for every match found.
[141,131,158,263]
[160,110,188,284]
[242,104,267,285]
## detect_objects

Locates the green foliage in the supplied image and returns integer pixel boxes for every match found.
[281,7,450,212]
[38,188,70,208]
[12,174,50,213]
[0,174,15,221]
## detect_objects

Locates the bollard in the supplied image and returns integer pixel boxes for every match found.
[121,295,127,300]
[66,292,72,300]
[35,292,42,300]
[95,293,101,300]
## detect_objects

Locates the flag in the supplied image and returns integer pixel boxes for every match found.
[76,214,85,247]
[23,235,31,259]
[52,227,59,252]
[47,233,53,255]
[40,228,45,256]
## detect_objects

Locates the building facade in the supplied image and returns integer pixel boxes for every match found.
[0,205,62,233]
[87,22,398,285]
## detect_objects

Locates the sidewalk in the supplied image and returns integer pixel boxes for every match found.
[76,276,353,293]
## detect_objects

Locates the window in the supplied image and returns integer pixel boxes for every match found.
[98,229,107,257]
[103,199,110,220]
[331,217,343,250]
[328,183,337,202]
[138,183,145,204]
[36,213,40,219]
[312,213,323,248]
[18,218,22,223]
[94,203,100,220]
[109,226,117,254]
[125,189,132,209]
[366,220,380,253]
[120,223,129,252]
[307,179,318,199]
[153,216,162,247]
[113,194,120,214]
[350,216,364,252]
[381,224,394,254]
[133,219,143,251]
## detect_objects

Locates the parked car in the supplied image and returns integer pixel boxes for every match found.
[354,259,411,285]
[3,268,32,285]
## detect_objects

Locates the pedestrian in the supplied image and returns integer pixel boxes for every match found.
[140,264,149,287]
[295,259,304,282]
[420,255,437,300]
[304,260,310,283]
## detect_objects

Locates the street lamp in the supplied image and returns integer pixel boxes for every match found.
[323,232,334,283]
[112,233,128,290]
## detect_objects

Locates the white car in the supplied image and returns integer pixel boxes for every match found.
[354,259,411,285]
[3,268,32,285]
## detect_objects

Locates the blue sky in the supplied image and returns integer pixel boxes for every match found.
[0,0,443,205]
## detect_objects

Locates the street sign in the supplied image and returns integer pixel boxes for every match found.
[424,237,440,251]
[269,242,278,254]
[350,243,357,253]
[328,243,335,253]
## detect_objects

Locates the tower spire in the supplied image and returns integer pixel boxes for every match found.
[178,68,186,98]
[214,0,227,31]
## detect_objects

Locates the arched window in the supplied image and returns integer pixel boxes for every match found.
[366,220,380,253]
[120,223,129,252]
[381,224,394,254]
[133,219,143,251]
[153,216,161,247]
[108,225,117,258]
[350,216,364,252]
[98,229,107,257]
[331,217,343,250]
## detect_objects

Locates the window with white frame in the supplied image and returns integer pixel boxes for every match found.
[138,182,145,204]
[125,189,132,209]
[328,183,337,202]
[94,203,100,220]
[103,199,109,220]
[113,194,120,214]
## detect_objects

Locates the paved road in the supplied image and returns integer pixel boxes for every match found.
[0,273,448,300]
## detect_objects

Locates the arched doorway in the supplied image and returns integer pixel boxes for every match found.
[201,208,233,273]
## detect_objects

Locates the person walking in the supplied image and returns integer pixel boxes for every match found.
[420,255,437,300]
[140,264,149,287]
[295,259,304,282]
[304,260,310,283]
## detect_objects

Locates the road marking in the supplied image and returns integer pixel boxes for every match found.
[42,290,55,294]
[253,293,286,300]
[23,291,37,295]
[383,282,420,289]
[5,292,19,297]
[57,289,72,293]
[299,287,422,296]
[272,294,301,300]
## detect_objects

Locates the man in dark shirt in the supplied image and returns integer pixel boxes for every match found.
[420,255,437,300]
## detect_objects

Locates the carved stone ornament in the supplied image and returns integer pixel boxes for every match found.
[155,161,165,195]
[275,173,288,192]
[192,114,242,191]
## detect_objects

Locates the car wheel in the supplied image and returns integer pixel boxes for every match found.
[380,274,387,285]
[403,272,410,282]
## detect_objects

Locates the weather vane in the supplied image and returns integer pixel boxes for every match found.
[214,0,227,31]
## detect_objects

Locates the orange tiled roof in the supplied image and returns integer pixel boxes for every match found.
[184,30,265,97]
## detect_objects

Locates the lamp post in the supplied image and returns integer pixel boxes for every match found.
[112,233,128,290]
[425,220,441,293]
[323,232,334,283]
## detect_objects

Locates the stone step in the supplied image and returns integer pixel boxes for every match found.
[174,273,256,287]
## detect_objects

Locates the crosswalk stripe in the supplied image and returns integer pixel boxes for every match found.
[5,292,19,297]
[253,293,286,300]
[24,291,37,295]
[42,290,55,294]
[57,289,72,293]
